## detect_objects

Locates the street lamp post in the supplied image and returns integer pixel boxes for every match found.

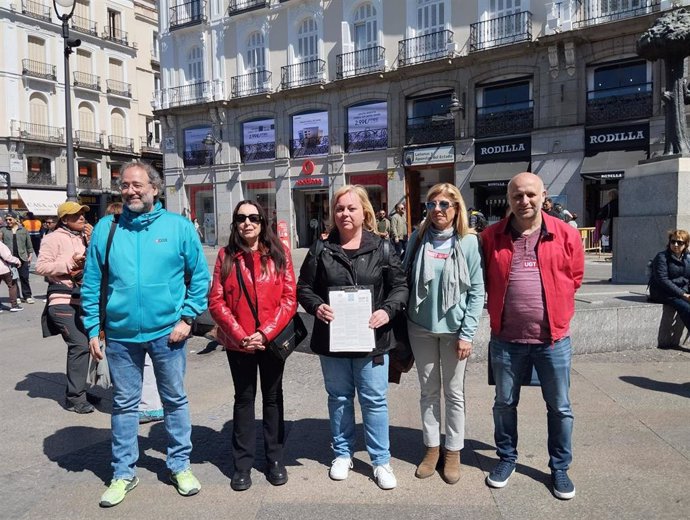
[202,130,222,247]
[53,0,81,202]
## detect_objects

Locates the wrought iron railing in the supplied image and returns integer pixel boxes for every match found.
[154,80,224,109]
[106,79,132,97]
[228,0,268,15]
[70,14,97,36]
[232,70,272,97]
[345,129,388,153]
[290,136,329,157]
[586,84,653,125]
[12,120,64,142]
[281,59,326,90]
[22,59,56,81]
[103,26,129,46]
[476,100,534,138]
[241,142,276,162]
[21,0,50,21]
[78,176,101,190]
[337,46,386,79]
[184,143,213,166]
[140,136,162,152]
[398,30,454,67]
[108,135,134,152]
[574,0,660,28]
[470,11,532,52]
[405,115,454,145]
[73,71,100,90]
[75,130,103,147]
[27,172,56,185]
[170,0,207,29]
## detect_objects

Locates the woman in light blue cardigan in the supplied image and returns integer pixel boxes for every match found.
[404,183,484,485]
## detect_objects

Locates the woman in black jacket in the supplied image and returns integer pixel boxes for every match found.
[297,185,408,490]
[649,229,690,331]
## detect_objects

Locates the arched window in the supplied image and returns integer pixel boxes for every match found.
[246,31,265,72]
[353,3,377,51]
[29,93,49,128]
[110,108,126,137]
[297,18,318,63]
[76,49,92,73]
[78,102,95,133]
[186,46,204,83]
[417,0,445,35]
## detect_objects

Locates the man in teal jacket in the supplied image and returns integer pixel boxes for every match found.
[82,161,210,508]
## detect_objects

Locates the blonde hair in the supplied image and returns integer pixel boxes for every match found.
[330,184,376,233]
[417,183,472,239]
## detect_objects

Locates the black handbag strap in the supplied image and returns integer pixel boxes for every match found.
[99,215,119,335]
[235,260,260,329]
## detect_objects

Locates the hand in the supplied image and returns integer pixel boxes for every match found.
[89,337,103,361]
[684,293,690,302]
[368,309,390,329]
[169,320,192,343]
[456,339,473,360]
[72,252,86,268]
[316,303,334,323]
[83,223,93,243]
[240,332,266,351]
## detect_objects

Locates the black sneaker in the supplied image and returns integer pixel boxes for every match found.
[66,401,95,414]
[10,304,23,312]
[552,470,576,500]
[486,460,516,488]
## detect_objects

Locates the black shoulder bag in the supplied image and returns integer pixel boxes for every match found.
[235,261,307,361]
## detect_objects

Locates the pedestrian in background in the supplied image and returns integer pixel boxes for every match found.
[36,202,97,413]
[390,202,408,258]
[376,209,390,239]
[209,200,297,491]
[297,185,408,490]
[482,172,584,500]
[0,239,22,313]
[23,212,42,257]
[1,212,34,304]
[404,183,484,484]
[82,161,209,507]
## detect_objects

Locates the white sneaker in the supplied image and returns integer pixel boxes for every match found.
[25,297,35,304]
[373,463,397,490]
[329,457,353,481]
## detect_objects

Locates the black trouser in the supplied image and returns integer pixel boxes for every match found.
[226,349,285,471]
[17,260,32,299]
[30,235,41,257]
[48,304,90,405]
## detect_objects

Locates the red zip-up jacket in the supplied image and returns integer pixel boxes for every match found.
[481,212,584,342]
[209,246,297,353]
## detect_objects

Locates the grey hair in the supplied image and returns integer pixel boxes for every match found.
[119,160,164,201]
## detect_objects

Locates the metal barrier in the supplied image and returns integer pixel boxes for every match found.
[579,227,601,253]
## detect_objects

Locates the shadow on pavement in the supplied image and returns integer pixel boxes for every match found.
[620,375,690,398]
[15,371,67,406]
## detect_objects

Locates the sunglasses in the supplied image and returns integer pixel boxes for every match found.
[425,201,455,212]
[235,214,261,224]
[670,240,686,247]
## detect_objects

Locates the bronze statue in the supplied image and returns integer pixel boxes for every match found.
[637,8,690,156]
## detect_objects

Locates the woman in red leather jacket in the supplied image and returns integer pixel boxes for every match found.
[208,200,297,492]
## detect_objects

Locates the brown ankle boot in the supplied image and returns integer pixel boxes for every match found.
[442,449,461,484]
[415,446,440,479]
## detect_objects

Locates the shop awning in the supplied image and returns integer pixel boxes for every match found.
[468,161,530,185]
[579,149,647,180]
[17,189,66,216]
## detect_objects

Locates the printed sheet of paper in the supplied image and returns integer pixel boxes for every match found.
[328,286,375,352]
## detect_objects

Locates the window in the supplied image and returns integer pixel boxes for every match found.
[186,46,204,83]
[590,60,648,99]
[110,109,126,136]
[291,111,329,157]
[109,58,123,81]
[406,92,454,145]
[346,101,388,152]
[152,31,159,59]
[354,3,377,51]
[108,9,121,31]
[487,0,523,19]
[78,103,95,133]
[476,79,533,137]
[586,60,651,124]
[28,157,51,174]
[481,81,531,113]
[242,118,275,162]
[417,0,445,35]
[184,126,213,166]
[246,31,265,72]
[154,73,161,92]
[76,49,91,72]
[75,0,89,20]
[297,18,318,63]
[29,93,49,127]
[28,36,45,62]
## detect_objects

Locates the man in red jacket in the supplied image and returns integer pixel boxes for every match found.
[481,172,584,500]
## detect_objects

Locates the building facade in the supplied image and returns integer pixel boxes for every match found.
[153,0,690,248]
[0,0,162,219]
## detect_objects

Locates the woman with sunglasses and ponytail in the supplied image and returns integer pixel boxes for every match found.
[403,183,484,485]
[649,229,690,334]
[208,200,297,491]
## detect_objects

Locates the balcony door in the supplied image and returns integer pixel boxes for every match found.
[28,36,45,63]
[482,0,524,46]
[415,0,445,60]
[353,3,377,71]
[297,18,319,84]
[29,93,49,137]
[185,46,205,102]
[111,109,125,138]
[245,32,266,94]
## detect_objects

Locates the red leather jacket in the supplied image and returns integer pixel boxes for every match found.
[208,246,297,353]
[481,212,584,342]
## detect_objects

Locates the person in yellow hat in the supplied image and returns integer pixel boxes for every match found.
[36,201,98,414]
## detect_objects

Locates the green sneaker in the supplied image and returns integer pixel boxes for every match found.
[170,468,201,496]
[99,477,139,507]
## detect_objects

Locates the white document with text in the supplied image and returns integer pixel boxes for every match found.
[328,286,375,353]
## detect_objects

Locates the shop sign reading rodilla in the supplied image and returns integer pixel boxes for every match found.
[474,136,531,164]
[585,123,649,152]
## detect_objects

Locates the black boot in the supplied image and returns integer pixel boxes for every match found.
[266,461,288,486]
[231,470,252,491]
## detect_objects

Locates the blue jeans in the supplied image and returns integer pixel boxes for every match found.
[490,337,574,471]
[319,355,390,466]
[106,334,192,479]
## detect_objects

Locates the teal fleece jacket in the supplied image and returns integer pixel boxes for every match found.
[81,202,210,342]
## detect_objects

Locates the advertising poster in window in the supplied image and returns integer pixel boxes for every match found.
[183,126,212,167]
[347,101,388,152]
[242,119,276,162]
[292,111,329,156]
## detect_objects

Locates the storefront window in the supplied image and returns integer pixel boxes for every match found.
[348,172,387,212]
[291,111,329,157]
[476,79,533,137]
[26,157,52,184]
[406,92,454,145]
[241,119,276,162]
[183,126,213,167]
[346,101,387,153]
[243,180,277,224]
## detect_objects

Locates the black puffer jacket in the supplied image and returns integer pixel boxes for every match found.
[297,230,408,358]
[649,249,690,302]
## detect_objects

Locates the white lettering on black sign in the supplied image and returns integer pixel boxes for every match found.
[589,130,645,145]
[480,143,526,156]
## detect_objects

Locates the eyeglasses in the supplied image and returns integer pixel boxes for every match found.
[425,200,455,212]
[235,214,261,224]
[120,182,150,192]
[670,240,686,247]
